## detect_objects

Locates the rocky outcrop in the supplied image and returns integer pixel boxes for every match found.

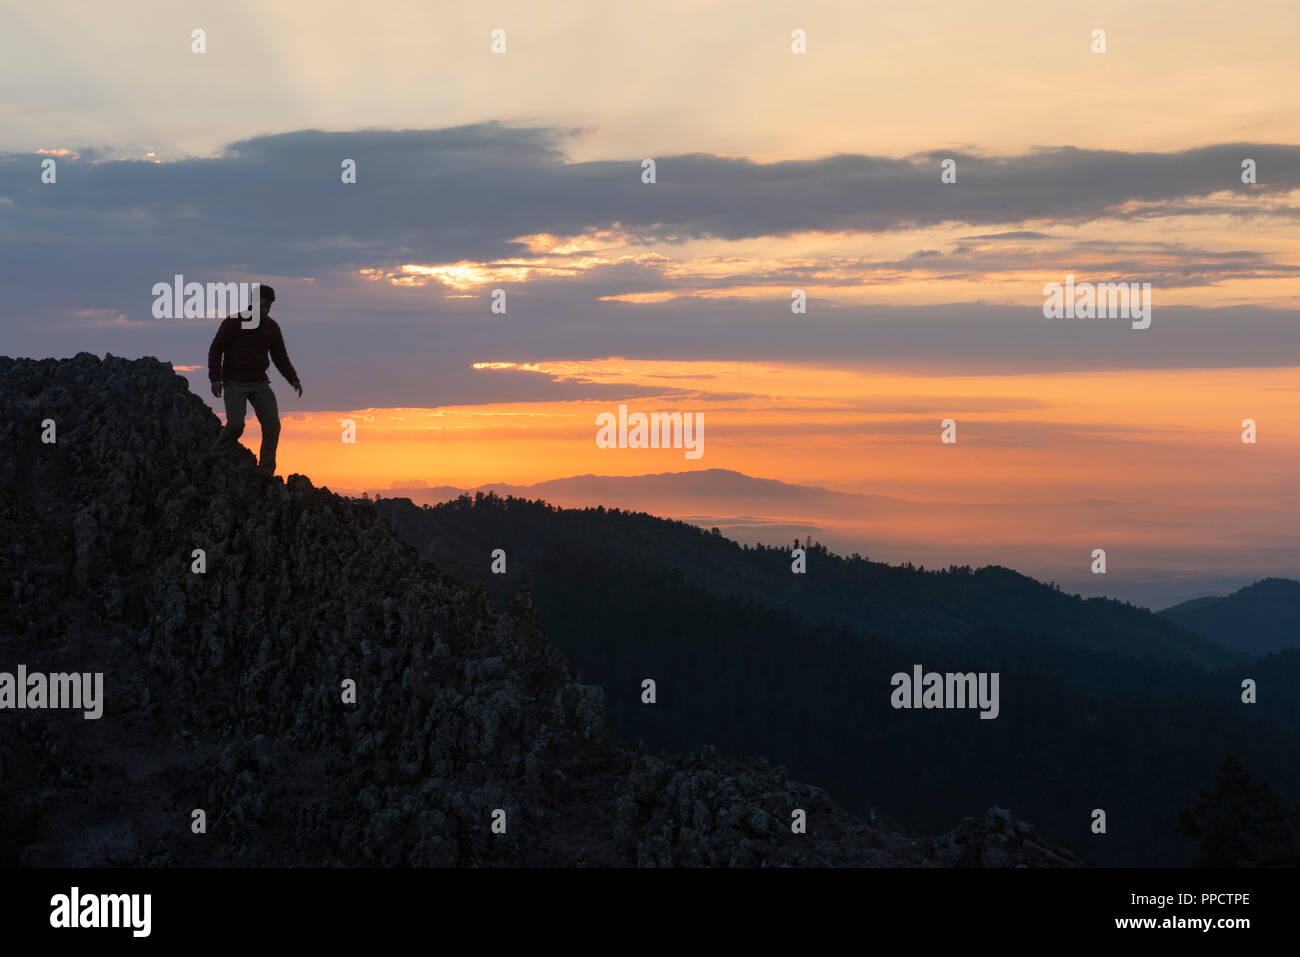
[0,353,1083,867]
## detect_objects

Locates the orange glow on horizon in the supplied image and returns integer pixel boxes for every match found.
[217,360,1300,514]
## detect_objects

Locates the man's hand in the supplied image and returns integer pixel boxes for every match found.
[211,380,223,399]
[291,380,303,397]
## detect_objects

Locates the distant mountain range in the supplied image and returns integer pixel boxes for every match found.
[363,468,899,515]
[1160,578,1300,655]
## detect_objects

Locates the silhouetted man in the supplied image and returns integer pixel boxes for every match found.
[204,284,302,476]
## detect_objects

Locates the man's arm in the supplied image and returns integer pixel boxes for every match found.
[207,316,236,396]
[269,322,302,394]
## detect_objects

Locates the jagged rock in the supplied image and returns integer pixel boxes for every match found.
[0,354,1083,867]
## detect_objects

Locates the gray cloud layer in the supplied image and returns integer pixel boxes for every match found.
[6,128,1297,260]
[1,125,1297,410]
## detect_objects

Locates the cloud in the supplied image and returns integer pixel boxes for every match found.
[3,125,1299,411]
[5,127,1299,268]
[960,230,1052,240]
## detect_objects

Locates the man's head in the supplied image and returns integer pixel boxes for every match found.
[259,283,275,317]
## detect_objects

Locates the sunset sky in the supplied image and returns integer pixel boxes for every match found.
[2,0,1297,606]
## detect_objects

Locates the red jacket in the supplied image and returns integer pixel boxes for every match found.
[207,314,299,384]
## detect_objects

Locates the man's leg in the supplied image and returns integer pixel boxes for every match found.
[209,381,250,458]
[248,381,281,473]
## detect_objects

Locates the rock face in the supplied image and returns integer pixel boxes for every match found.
[0,353,1084,867]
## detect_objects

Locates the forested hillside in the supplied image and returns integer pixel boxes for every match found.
[373,492,1300,866]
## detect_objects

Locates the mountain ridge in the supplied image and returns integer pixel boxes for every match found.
[373,492,1238,669]
[1160,578,1300,655]
[0,353,1080,867]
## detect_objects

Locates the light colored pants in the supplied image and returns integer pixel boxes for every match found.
[213,380,280,470]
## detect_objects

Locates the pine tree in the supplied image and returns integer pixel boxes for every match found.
[1176,755,1298,866]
